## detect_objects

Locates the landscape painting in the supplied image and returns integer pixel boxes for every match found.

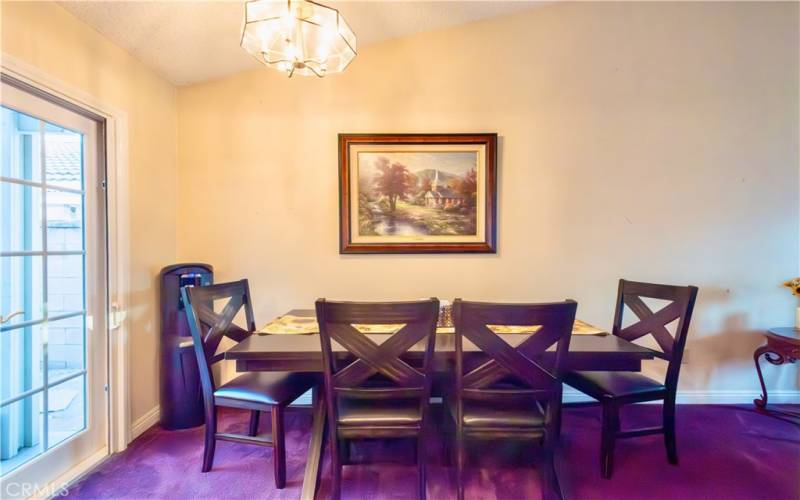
[339,134,497,254]
[357,151,478,237]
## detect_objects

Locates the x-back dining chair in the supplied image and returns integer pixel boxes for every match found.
[182,280,317,488]
[448,299,578,500]
[565,279,698,478]
[315,298,440,500]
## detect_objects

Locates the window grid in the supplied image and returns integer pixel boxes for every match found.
[0,176,84,196]
[0,113,88,460]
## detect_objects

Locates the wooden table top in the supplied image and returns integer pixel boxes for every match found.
[225,309,658,361]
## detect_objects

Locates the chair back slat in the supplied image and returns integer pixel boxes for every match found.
[182,280,256,401]
[316,299,439,430]
[322,301,438,324]
[611,279,698,389]
[460,326,559,390]
[327,322,427,388]
[454,300,577,399]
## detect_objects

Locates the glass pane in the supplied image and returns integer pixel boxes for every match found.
[46,316,85,381]
[0,181,43,252]
[0,323,44,402]
[46,189,84,252]
[0,255,45,327]
[47,375,85,448]
[0,392,44,477]
[47,255,85,316]
[1,106,41,182]
[44,128,83,191]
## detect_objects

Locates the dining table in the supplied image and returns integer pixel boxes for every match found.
[224,309,658,500]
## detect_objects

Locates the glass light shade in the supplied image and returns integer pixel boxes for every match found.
[241,0,357,77]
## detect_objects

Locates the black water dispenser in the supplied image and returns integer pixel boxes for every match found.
[159,263,213,429]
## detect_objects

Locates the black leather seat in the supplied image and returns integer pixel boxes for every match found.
[337,398,422,427]
[214,372,316,406]
[457,401,545,428]
[565,371,666,400]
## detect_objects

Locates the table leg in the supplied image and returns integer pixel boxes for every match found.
[301,387,327,500]
[753,345,770,409]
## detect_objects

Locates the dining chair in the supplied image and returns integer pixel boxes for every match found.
[565,279,698,479]
[448,299,578,500]
[182,280,317,488]
[315,298,440,500]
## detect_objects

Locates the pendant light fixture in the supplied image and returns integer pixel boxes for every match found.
[241,0,357,77]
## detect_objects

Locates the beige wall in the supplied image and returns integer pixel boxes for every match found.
[177,2,799,396]
[2,0,796,425]
[2,2,178,422]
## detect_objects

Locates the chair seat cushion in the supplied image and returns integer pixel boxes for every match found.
[450,400,546,428]
[565,370,666,399]
[214,371,316,406]
[337,398,422,427]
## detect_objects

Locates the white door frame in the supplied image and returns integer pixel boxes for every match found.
[1,52,132,488]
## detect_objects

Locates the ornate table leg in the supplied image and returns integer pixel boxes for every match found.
[753,345,771,409]
[301,387,327,500]
[753,338,794,410]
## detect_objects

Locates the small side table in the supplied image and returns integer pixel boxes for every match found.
[753,327,799,409]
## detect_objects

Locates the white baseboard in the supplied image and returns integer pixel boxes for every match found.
[305,389,796,406]
[563,389,800,405]
[129,406,160,441]
[673,390,799,405]
[127,390,796,440]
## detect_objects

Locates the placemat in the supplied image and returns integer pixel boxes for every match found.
[259,314,606,336]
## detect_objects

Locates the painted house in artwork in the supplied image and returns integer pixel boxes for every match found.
[423,170,465,209]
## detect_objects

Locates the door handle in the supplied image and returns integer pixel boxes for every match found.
[0,310,25,324]
[109,302,125,331]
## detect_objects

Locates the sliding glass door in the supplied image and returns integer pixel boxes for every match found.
[0,81,107,493]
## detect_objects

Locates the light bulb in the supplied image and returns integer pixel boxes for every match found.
[280,9,294,31]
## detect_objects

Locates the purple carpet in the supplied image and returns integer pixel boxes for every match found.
[66,405,799,499]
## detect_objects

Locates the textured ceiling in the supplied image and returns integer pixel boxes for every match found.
[59,1,543,86]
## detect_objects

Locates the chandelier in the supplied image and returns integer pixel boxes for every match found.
[241,0,357,78]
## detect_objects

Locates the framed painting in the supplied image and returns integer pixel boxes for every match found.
[339,133,497,254]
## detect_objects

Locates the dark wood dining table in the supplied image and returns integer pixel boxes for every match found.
[224,309,658,500]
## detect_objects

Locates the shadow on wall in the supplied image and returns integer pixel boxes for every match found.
[689,313,799,392]
[640,286,798,394]
[684,285,794,392]
[689,314,765,387]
